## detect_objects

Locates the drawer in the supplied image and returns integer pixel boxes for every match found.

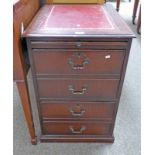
[32,49,125,75]
[40,101,115,120]
[37,78,119,101]
[30,41,128,49]
[42,121,112,135]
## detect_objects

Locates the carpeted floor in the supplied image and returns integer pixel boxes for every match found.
[13,1,141,155]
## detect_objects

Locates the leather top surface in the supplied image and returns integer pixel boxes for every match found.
[23,4,134,37]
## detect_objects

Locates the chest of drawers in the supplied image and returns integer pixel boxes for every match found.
[23,4,135,143]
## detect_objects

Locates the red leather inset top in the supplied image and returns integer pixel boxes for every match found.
[43,5,113,30]
[23,4,134,37]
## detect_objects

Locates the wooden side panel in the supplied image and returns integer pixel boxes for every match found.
[16,81,37,145]
[45,0,105,4]
[13,25,26,80]
[13,0,40,144]
[13,0,40,80]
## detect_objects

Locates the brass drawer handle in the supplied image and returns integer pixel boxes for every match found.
[68,85,87,95]
[72,64,88,70]
[70,108,85,117]
[68,52,89,70]
[69,125,86,134]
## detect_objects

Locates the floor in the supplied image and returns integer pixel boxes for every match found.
[13,1,141,155]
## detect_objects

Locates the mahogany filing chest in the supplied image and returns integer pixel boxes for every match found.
[23,4,135,143]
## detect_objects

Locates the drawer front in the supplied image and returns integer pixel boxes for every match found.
[37,78,119,101]
[40,101,115,120]
[42,121,112,135]
[32,49,125,75]
[30,41,128,49]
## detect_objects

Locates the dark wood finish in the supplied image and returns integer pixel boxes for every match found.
[116,0,121,11]
[37,78,119,101]
[13,0,40,144]
[30,41,128,49]
[42,121,112,135]
[132,0,141,34]
[23,4,135,143]
[32,49,125,75]
[40,101,115,120]
[40,135,114,143]
[104,0,131,12]
[132,0,139,24]
[137,5,141,34]
[109,39,133,136]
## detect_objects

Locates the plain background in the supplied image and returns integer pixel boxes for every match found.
[0,0,155,155]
